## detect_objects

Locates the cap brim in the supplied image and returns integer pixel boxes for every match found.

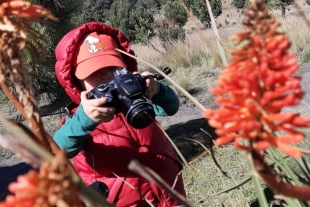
[75,54,126,80]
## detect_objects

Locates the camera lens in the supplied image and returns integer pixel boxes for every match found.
[89,181,109,197]
[126,104,155,129]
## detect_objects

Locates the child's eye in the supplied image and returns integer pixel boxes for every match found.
[108,67,118,73]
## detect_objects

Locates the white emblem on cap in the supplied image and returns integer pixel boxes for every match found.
[84,36,100,53]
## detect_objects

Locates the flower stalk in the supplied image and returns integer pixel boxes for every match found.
[203,0,310,200]
[0,0,59,153]
[203,0,309,158]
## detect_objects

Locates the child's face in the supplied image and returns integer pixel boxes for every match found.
[79,66,121,91]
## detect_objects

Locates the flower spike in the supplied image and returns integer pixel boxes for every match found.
[203,0,310,158]
[0,0,57,20]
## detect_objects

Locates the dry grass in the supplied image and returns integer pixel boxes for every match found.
[279,13,310,63]
[132,2,310,100]
[182,146,254,206]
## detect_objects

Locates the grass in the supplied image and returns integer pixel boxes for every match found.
[1,1,310,206]
[163,118,257,206]
[278,12,310,64]
[182,146,253,206]
[133,5,310,99]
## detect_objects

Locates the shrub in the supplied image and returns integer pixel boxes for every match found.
[162,1,188,27]
[232,0,246,9]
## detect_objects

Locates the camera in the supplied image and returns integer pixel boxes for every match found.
[87,68,155,129]
[89,181,109,197]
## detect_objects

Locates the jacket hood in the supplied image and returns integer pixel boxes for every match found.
[54,22,138,104]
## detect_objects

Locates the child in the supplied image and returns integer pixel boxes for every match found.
[53,22,186,206]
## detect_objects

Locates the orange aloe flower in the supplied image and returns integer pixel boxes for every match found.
[0,0,57,20]
[0,0,59,152]
[0,151,85,207]
[203,1,310,157]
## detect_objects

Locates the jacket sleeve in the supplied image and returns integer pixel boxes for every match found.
[53,105,98,158]
[151,82,180,116]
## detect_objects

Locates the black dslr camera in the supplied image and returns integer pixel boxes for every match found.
[87,68,155,129]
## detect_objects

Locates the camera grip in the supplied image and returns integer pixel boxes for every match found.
[147,67,172,80]
[87,86,116,108]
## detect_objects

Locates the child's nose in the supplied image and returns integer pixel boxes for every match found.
[107,69,114,75]
[98,69,114,81]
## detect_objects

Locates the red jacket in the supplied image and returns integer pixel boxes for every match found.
[54,22,186,206]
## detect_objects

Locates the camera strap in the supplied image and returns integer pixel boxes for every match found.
[64,102,79,118]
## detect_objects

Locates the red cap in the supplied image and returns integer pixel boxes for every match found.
[72,32,126,80]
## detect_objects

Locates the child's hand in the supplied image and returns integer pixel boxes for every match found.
[140,71,158,99]
[80,91,115,123]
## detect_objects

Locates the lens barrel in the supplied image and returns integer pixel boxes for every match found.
[126,103,155,129]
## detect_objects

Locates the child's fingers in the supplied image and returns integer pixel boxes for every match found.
[144,78,157,99]
[81,91,92,102]
[81,91,108,106]
[95,105,115,114]
[80,91,115,123]
[90,97,109,107]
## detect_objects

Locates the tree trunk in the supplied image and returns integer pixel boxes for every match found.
[281,5,286,18]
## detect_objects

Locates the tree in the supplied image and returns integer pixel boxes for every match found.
[30,0,81,42]
[136,0,164,12]
[232,0,246,9]
[105,0,154,43]
[266,0,292,18]
[152,1,187,48]
[155,18,186,49]
[183,0,222,28]
[26,0,83,102]
[105,0,137,41]
[162,1,188,26]
[72,0,114,25]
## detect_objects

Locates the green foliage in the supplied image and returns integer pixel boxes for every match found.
[162,1,188,26]
[105,0,154,43]
[266,0,292,8]
[105,0,136,40]
[71,0,113,25]
[70,0,186,44]
[133,0,156,43]
[266,0,292,17]
[136,0,164,12]
[307,0,310,5]
[232,0,246,9]
[154,0,187,47]
[26,0,83,102]
[183,0,222,28]
[30,0,81,42]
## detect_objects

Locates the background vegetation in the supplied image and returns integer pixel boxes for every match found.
[15,0,308,107]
